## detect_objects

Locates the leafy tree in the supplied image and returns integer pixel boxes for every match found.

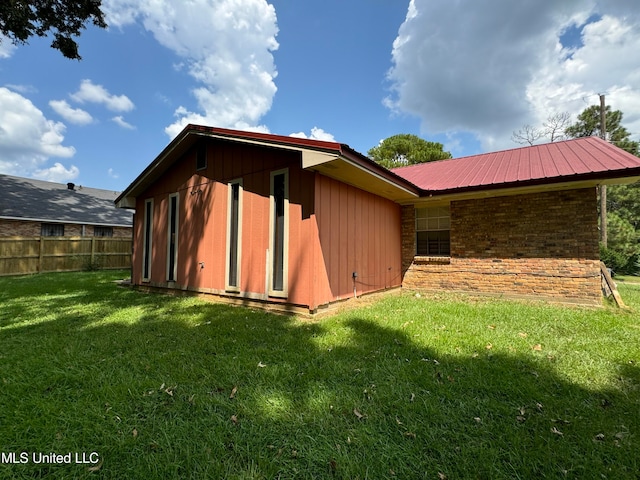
[605,182,640,273]
[368,134,452,169]
[608,183,640,230]
[0,0,106,59]
[599,245,637,275]
[606,212,640,260]
[565,105,639,155]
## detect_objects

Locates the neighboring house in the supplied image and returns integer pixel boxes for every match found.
[0,174,133,238]
[115,125,640,313]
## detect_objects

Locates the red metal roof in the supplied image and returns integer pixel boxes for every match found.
[117,126,640,209]
[392,137,640,194]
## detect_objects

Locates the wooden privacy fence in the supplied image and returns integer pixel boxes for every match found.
[0,236,132,276]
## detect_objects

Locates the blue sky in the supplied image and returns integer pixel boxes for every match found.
[1,0,639,191]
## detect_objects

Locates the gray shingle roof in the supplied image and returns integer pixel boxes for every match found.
[0,174,133,226]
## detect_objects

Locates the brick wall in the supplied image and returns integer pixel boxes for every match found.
[110,226,133,238]
[0,219,41,236]
[402,188,602,304]
[0,219,132,238]
[85,225,132,238]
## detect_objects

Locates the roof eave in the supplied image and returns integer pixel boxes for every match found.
[0,214,132,227]
[410,169,640,204]
[115,126,197,208]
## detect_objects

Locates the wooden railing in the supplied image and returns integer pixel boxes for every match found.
[0,236,132,276]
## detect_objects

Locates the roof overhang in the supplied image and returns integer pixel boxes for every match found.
[0,215,132,227]
[405,174,640,206]
[304,151,420,202]
[392,136,640,205]
[116,130,201,209]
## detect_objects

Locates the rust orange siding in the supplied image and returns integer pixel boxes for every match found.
[314,174,402,307]
[135,141,271,288]
[130,138,403,312]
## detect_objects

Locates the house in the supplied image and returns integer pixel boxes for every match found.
[115,125,640,313]
[0,174,133,275]
[0,174,133,238]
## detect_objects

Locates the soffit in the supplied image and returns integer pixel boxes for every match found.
[308,157,419,202]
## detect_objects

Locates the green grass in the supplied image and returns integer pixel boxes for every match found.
[616,274,640,284]
[1,271,639,479]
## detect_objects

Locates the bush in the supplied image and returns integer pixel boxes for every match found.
[600,245,640,275]
[82,255,103,271]
[623,253,640,276]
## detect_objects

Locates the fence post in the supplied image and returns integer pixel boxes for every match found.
[91,237,96,267]
[38,236,44,273]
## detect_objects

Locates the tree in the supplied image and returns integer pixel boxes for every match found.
[511,112,571,146]
[608,183,640,230]
[0,1,107,60]
[601,211,640,275]
[606,182,640,273]
[606,212,639,259]
[565,105,639,155]
[368,134,452,169]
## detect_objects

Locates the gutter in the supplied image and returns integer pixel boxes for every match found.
[416,167,640,198]
[0,215,133,228]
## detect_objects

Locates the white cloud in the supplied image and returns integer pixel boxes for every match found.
[33,163,80,183]
[0,35,16,58]
[70,79,135,112]
[386,1,640,152]
[290,127,336,142]
[0,87,75,176]
[4,84,36,94]
[49,100,93,125]
[103,0,279,137]
[527,14,640,143]
[107,168,119,179]
[111,115,135,129]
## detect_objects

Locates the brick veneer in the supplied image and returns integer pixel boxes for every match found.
[402,188,602,304]
[0,219,132,238]
[0,219,41,236]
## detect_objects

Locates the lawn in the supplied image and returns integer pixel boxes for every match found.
[0,271,638,479]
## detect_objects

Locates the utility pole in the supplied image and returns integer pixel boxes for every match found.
[599,94,607,248]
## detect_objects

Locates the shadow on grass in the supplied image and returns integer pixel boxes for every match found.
[0,272,638,479]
